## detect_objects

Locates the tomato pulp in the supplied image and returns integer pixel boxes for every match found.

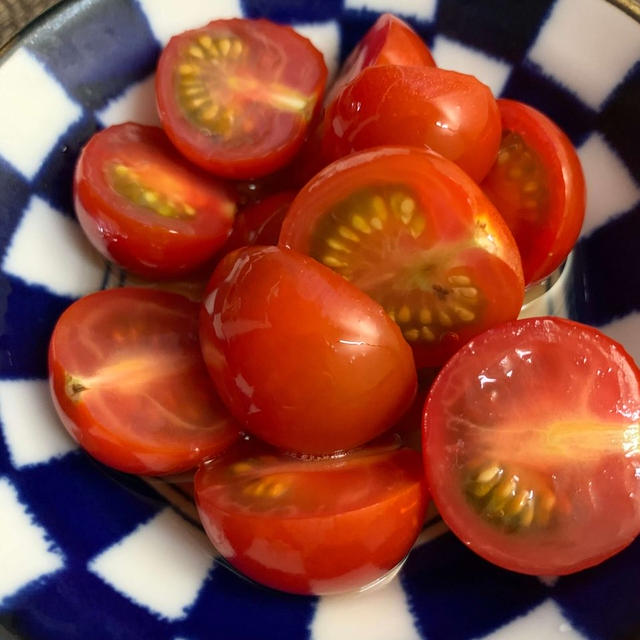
[74,123,236,279]
[423,317,640,575]
[49,288,240,475]
[156,18,327,179]
[481,99,586,284]
[280,146,524,367]
[195,436,428,594]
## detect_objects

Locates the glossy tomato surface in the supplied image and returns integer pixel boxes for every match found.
[325,12,435,107]
[74,123,236,279]
[322,66,501,182]
[481,99,586,284]
[195,436,428,594]
[156,18,327,179]
[199,246,417,455]
[49,288,240,475]
[423,317,640,575]
[280,147,524,368]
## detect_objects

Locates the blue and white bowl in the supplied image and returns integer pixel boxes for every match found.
[0,1,639,638]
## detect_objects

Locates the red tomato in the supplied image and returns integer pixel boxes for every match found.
[48,288,240,475]
[199,246,417,455]
[325,12,435,107]
[481,99,586,285]
[74,123,236,279]
[195,436,428,594]
[223,190,296,253]
[322,66,501,183]
[156,18,327,179]
[279,147,525,368]
[423,316,640,575]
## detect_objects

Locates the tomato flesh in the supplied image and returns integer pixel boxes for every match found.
[279,147,525,367]
[48,288,240,475]
[199,245,417,455]
[195,436,428,594]
[481,99,586,285]
[156,18,327,179]
[74,123,236,279]
[322,65,501,183]
[423,317,640,575]
[325,12,435,107]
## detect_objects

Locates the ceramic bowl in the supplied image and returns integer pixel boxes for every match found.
[0,1,639,638]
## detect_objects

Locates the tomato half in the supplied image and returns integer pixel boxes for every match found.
[74,123,236,279]
[156,18,327,179]
[322,66,501,183]
[279,147,524,368]
[49,288,240,475]
[324,12,435,107]
[481,99,586,285]
[199,246,417,455]
[423,317,640,575]
[195,436,428,595]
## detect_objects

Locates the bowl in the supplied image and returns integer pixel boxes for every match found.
[0,0,639,638]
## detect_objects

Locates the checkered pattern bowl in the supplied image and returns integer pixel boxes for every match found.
[0,1,639,638]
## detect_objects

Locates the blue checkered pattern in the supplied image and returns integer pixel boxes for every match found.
[0,0,639,638]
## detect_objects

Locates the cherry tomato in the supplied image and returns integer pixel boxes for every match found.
[74,123,236,279]
[481,99,586,285]
[199,246,417,455]
[223,190,296,253]
[156,18,327,179]
[279,147,525,368]
[325,12,435,107]
[49,288,240,475]
[423,316,640,575]
[322,66,501,182]
[195,435,428,594]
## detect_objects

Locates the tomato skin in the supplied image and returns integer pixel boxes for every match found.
[199,245,417,455]
[49,288,240,475]
[74,123,236,279]
[194,437,428,595]
[423,316,640,575]
[322,65,501,183]
[481,99,586,285]
[325,12,435,107]
[280,146,525,368]
[156,18,327,179]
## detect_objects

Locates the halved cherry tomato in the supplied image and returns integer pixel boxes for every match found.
[481,99,585,285]
[156,18,327,179]
[223,190,296,253]
[423,316,640,575]
[49,288,240,475]
[324,12,435,107]
[199,246,417,455]
[195,435,428,595]
[279,147,524,368]
[74,123,236,279]
[322,66,501,182]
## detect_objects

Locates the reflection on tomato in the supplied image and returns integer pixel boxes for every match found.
[156,18,327,179]
[481,99,586,284]
[49,288,240,475]
[322,66,501,182]
[195,435,428,594]
[74,123,236,279]
[199,245,417,455]
[423,317,640,575]
[280,146,524,367]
